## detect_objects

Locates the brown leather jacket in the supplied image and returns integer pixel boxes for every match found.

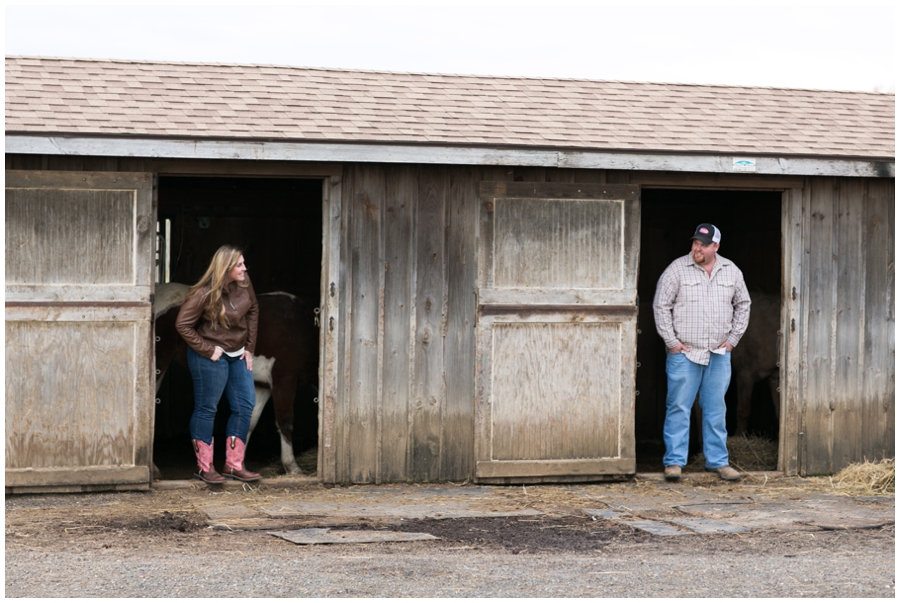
[175,278,259,359]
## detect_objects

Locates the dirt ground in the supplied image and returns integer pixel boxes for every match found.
[5,478,895,597]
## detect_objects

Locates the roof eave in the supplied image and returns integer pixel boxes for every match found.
[5,132,895,179]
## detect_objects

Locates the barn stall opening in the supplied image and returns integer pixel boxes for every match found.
[635,189,782,470]
[153,176,323,478]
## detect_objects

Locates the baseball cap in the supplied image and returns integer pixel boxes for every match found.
[691,223,721,245]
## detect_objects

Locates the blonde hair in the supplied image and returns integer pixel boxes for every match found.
[188,245,249,329]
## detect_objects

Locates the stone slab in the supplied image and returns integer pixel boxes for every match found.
[582,508,626,520]
[674,499,895,531]
[618,519,689,537]
[667,517,750,534]
[269,528,439,545]
[258,500,542,520]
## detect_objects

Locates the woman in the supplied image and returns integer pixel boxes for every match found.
[175,245,261,483]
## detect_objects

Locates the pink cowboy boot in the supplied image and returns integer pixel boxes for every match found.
[192,439,226,484]
[221,436,261,482]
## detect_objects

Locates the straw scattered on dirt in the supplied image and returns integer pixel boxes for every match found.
[829,458,895,495]
[258,447,318,478]
[685,434,779,472]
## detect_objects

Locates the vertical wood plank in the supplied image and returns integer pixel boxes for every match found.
[380,165,416,481]
[861,178,895,462]
[319,174,343,483]
[441,166,479,480]
[411,166,447,480]
[780,188,804,475]
[336,167,355,483]
[831,178,865,469]
[804,178,836,473]
[346,165,383,483]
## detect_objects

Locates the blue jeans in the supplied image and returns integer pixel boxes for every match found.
[187,347,255,445]
[663,351,731,469]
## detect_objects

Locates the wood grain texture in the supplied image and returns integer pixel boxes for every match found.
[493,198,623,290]
[5,169,153,491]
[6,189,136,285]
[794,177,895,475]
[861,179,895,462]
[832,178,865,469]
[441,166,479,480]
[490,322,621,460]
[474,182,639,481]
[380,165,415,481]
[410,166,447,481]
[6,320,138,468]
[780,188,804,474]
[319,175,342,483]
[346,165,383,483]
[803,178,836,474]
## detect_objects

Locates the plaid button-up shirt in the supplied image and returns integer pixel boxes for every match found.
[652,253,751,366]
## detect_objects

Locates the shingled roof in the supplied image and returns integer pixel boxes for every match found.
[5,56,895,160]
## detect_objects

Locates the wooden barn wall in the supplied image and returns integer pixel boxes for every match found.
[328,164,616,483]
[796,177,894,474]
[6,154,894,480]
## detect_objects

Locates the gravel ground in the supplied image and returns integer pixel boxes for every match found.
[5,484,895,597]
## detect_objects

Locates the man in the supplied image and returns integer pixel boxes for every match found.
[653,223,751,482]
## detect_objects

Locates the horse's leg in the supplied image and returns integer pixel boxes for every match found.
[247,355,277,448]
[245,385,271,448]
[272,374,302,474]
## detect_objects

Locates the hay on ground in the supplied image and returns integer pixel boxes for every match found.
[684,434,778,472]
[830,458,894,495]
[257,447,318,478]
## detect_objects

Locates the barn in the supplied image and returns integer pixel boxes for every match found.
[5,56,894,492]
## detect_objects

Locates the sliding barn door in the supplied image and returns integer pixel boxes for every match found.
[475,182,640,482]
[5,170,155,492]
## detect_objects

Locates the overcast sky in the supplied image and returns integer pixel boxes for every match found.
[4,3,897,92]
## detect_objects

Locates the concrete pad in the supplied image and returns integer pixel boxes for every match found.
[270,528,438,545]
[674,498,894,532]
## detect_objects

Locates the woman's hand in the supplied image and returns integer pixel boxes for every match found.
[242,350,253,371]
[210,346,224,362]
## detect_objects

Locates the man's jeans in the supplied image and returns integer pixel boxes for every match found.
[187,347,256,445]
[662,350,731,469]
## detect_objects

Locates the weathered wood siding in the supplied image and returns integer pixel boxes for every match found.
[327,164,501,482]
[793,177,894,474]
[6,155,893,480]
[5,170,155,492]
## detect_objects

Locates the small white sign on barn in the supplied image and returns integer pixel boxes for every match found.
[733,158,758,172]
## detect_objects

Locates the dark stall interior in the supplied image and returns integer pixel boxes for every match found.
[153,176,323,478]
[636,189,782,472]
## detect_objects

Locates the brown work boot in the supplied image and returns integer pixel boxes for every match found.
[221,436,261,482]
[709,465,741,481]
[664,466,682,481]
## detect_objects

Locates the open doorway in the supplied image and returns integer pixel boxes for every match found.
[153,176,323,479]
[636,189,782,472]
